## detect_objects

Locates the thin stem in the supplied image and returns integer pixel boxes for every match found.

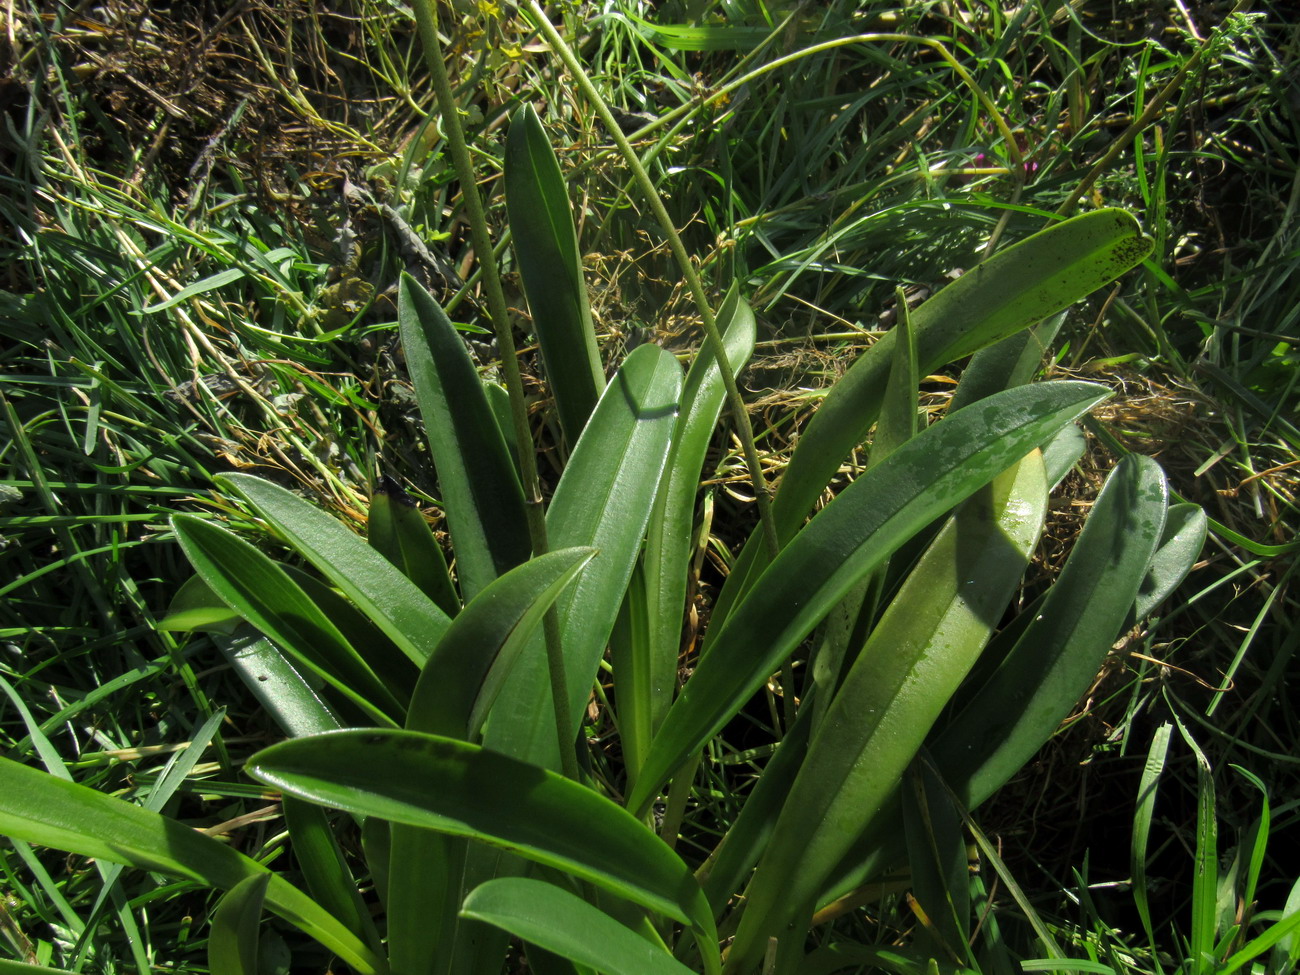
[410,0,578,780]
[523,0,781,561]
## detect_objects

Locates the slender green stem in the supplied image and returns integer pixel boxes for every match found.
[410,0,577,780]
[523,0,781,561]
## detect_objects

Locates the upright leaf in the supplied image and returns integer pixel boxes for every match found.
[368,474,461,617]
[724,452,1048,971]
[462,878,708,975]
[171,514,403,727]
[628,381,1109,815]
[220,472,453,666]
[398,273,530,599]
[623,288,756,782]
[505,103,604,444]
[926,455,1168,806]
[709,210,1152,630]
[207,873,270,975]
[484,343,683,769]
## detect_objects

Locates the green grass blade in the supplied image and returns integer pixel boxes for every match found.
[220,472,453,666]
[626,289,756,781]
[246,729,717,948]
[628,381,1108,814]
[709,210,1151,630]
[1174,717,1219,975]
[398,272,530,599]
[461,878,705,975]
[406,547,597,739]
[368,474,461,617]
[902,759,973,967]
[1132,722,1172,960]
[928,455,1169,808]
[0,758,384,975]
[724,452,1048,971]
[485,343,683,768]
[171,514,402,726]
[0,963,79,974]
[207,873,270,975]
[504,104,604,446]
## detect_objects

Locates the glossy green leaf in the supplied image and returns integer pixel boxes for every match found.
[927,455,1168,807]
[369,474,460,617]
[505,104,604,445]
[208,873,269,975]
[246,729,717,950]
[624,288,756,781]
[171,514,402,727]
[386,828,465,975]
[485,343,683,768]
[699,710,812,915]
[823,455,1177,909]
[220,472,453,665]
[874,285,920,461]
[398,272,530,599]
[214,629,343,738]
[709,210,1151,629]
[394,543,597,975]
[282,797,379,952]
[462,878,706,975]
[0,962,79,974]
[725,452,1048,970]
[157,573,241,634]
[406,546,597,739]
[1133,502,1206,621]
[628,381,1108,815]
[947,314,1064,414]
[0,758,383,975]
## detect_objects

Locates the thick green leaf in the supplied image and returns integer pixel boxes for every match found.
[214,629,343,738]
[369,474,461,616]
[158,573,241,634]
[1133,502,1206,621]
[725,452,1048,971]
[0,963,78,974]
[462,878,706,975]
[171,514,402,726]
[926,454,1168,807]
[505,104,604,444]
[406,546,596,739]
[386,828,465,975]
[246,729,717,951]
[485,343,683,768]
[699,709,812,915]
[901,759,972,966]
[709,210,1151,629]
[628,381,1108,815]
[398,272,530,599]
[0,758,383,975]
[387,549,594,975]
[208,873,269,975]
[948,315,1064,414]
[219,472,453,665]
[282,797,380,952]
[821,456,1175,909]
[623,289,756,781]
